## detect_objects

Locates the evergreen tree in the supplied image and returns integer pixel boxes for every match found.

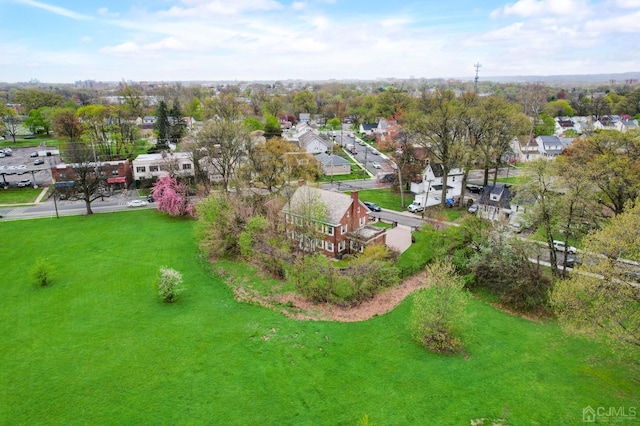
[155,100,170,149]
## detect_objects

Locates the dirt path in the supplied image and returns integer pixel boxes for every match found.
[274,271,428,322]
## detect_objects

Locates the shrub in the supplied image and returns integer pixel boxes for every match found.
[157,267,184,303]
[30,258,52,286]
[411,260,470,354]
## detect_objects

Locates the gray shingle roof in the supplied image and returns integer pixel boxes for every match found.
[282,186,353,225]
[315,153,350,166]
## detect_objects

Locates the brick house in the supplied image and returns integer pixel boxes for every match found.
[51,159,132,191]
[282,185,386,257]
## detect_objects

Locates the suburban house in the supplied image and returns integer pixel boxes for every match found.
[555,116,577,136]
[141,116,156,130]
[299,113,311,124]
[51,159,132,191]
[315,153,351,176]
[282,185,386,257]
[296,130,333,154]
[374,119,397,140]
[132,152,194,181]
[512,136,542,162]
[410,162,464,207]
[359,123,378,136]
[475,183,523,222]
[535,135,575,158]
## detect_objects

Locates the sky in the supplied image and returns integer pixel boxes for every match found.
[0,0,639,83]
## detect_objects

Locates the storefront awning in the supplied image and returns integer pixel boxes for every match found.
[107,177,126,183]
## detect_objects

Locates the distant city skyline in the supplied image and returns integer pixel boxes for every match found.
[1,0,639,84]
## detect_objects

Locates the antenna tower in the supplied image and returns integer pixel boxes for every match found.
[474,62,482,93]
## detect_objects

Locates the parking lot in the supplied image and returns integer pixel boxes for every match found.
[0,146,58,188]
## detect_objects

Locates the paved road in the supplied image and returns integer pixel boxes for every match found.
[0,189,150,220]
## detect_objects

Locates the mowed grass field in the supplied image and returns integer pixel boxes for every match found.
[0,211,638,425]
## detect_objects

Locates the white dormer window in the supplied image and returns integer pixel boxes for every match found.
[490,193,500,202]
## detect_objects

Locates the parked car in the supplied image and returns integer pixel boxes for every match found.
[371,161,381,169]
[127,199,149,208]
[34,158,45,165]
[17,179,32,187]
[363,201,381,212]
[563,255,582,268]
[24,135,36,139]
[553,240,577,254]
[468,203,478,213]
[146,194,155,203]
[0,152,4,158]
[466,184,483,194]
[370,148,380,155]
[1,148,11,156]
[407,201,424,213]
[30,152,39,157]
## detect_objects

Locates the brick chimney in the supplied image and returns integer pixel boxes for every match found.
[350,190,359,203]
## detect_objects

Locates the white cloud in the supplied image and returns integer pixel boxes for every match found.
[80,36,92,43]
[614,0,640,6]
[16,0,92,20]
[585,10,640,33]
[98,7,119,17]
[291,1,305,10]
[492,0,591,18]
[157,0,285,17]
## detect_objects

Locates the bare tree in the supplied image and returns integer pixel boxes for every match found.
[518,83,549,141]
[408,88,468,207]
[197,118,249,191]
[64,142,111,215]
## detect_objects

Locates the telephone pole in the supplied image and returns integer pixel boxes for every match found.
[474,62,482,93]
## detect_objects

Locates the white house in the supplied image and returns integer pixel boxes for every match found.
[315,153,351,176]
[535,136,574,159]
[410,162,464,207]
[132,152,194,180]
[297,130,333,154]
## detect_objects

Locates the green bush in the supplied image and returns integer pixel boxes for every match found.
[157,267,185,303]
[30,258,52,286]
[290,247,400,306]
[411,260,470,354]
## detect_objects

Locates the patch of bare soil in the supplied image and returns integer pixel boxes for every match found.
[273,271,428,322]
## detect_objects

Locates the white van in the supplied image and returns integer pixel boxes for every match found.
[553,240,577,254]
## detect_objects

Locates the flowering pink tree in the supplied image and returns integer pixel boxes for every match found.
[152,175,195,217]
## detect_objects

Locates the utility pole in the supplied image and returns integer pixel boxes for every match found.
[474,62,482,93]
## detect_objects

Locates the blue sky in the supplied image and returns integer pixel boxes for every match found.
[0,0,638,83]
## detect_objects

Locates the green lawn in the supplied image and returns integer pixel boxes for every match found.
[0,212,637,425]
[1,135,64,150]
[0,187,43,204]
[349,188,409,211]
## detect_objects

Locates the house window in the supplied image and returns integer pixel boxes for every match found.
[338,241,346,251]
[326,241,334,252]
[182,163,192,170]
[149,165,159,172]
[359,217,365,227]
[327,226,334,236]
[316,238,323,248]
[136,166,146,173]
[111,170,119,176]
[341,224,347,235]
[451,176,455,181]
